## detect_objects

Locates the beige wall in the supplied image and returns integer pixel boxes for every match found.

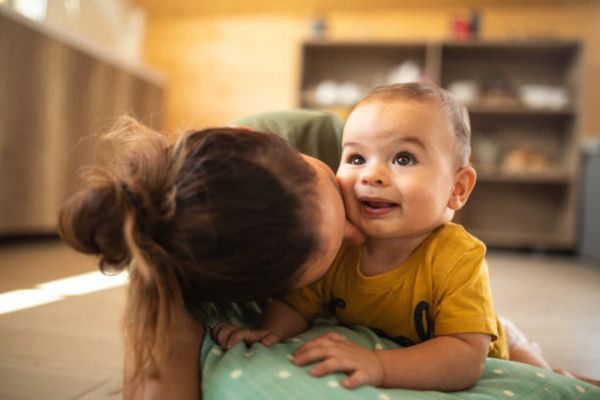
[143,3,600,136]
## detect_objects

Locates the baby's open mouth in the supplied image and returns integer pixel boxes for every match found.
[360,199,399,215]
[361,200,398,209]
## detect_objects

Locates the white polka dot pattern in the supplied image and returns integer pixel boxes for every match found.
[277,370,291,379]
[230,369,242,379]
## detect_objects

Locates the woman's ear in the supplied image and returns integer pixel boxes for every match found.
[448,165,477,211]
[343,220,366,246]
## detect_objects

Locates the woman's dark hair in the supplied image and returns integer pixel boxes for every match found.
[58,117,320,376]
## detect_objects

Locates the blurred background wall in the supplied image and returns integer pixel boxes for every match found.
[135,0,600,137]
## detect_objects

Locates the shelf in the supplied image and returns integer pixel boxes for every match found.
[467,105,576,117]
[467,228,575,250]
[441,40,580,52]
[476,169,572,184]
[304,40,428,49]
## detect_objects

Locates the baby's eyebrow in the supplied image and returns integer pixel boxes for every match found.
[341,141,362,149]
[342,136,426,150]
[393,136,426,150]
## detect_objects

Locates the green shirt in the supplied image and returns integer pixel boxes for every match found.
[231,109,344,171]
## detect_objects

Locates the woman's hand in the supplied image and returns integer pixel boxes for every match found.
[211,322,280,349]
[292,332,384,389]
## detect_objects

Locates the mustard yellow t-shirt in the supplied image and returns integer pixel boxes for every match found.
[284,223,508,359]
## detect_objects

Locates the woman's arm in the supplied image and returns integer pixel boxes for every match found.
[123,308,204,400]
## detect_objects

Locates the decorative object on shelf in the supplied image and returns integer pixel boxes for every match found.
[469,9,482,39]
[480,72,520,108]
[337,81,364,106]
[519,84,570,110]
[311,16,327,39]
[450,12,470,41]
[500,145,553,173]
[313,80,338,106]
[387,60,423,84]
[473,136,500,171]
[448,80,479,106]
[305,80,364,108]
[450,9,482,41]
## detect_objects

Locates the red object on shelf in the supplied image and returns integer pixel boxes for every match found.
[452,17,471,41]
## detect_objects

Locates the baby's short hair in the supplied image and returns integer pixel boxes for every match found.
[361,82,471,166]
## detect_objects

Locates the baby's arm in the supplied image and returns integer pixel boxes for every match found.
[374,332,491,390]
[293,332,491,391]
[213,300,313,349]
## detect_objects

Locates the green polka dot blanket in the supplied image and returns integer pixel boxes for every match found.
[201,322,599,400]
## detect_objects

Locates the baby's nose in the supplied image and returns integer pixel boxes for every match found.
[360,165,389,186]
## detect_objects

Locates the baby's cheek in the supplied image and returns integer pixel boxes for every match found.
[335,175,355,198]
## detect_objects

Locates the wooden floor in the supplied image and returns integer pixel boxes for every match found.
[1,238,599,399]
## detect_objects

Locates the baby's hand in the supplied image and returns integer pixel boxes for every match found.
[211,321,280,350]
[292,332,384,389]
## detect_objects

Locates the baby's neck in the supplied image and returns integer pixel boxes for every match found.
[360,233,430,277]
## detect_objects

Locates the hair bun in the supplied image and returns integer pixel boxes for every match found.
[59,170,131,271]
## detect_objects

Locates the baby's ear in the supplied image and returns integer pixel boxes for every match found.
[448,166,477,210]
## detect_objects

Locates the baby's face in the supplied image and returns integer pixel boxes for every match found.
[337,99,460,240]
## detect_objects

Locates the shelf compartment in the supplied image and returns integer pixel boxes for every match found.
[440,41,580,89]
[457,181,576,250]
[470,112,577,174]
[300,41,428,106]
[476,169,572,184]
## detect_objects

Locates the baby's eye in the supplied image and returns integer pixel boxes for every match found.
[347,154,366,165]
[393,152,417,166]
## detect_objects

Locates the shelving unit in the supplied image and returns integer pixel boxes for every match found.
[299,40,582,250]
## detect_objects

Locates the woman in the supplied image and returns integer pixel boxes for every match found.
[59,111,356,399]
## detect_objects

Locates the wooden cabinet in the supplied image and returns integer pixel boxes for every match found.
[300,40,582,250]
[0,8,165,235]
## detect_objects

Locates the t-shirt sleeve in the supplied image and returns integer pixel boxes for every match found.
[282,278,327,317]
[433,243,499,341]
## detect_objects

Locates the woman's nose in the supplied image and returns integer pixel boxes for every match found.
[360,164,388,186]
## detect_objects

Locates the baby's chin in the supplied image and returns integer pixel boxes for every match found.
[358,222,432,241]
[359,225,402,239]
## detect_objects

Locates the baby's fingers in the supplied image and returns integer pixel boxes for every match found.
[226,329,269,349]
[294,332,345,356]
[342,369,370,389]
[308,357,352,377]
[212,323,239,349]
[260,333,280,347]
[293,343,333,366]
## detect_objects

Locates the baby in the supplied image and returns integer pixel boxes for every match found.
[213,83,597,390]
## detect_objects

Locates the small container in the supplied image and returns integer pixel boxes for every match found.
[448,80,479,105]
